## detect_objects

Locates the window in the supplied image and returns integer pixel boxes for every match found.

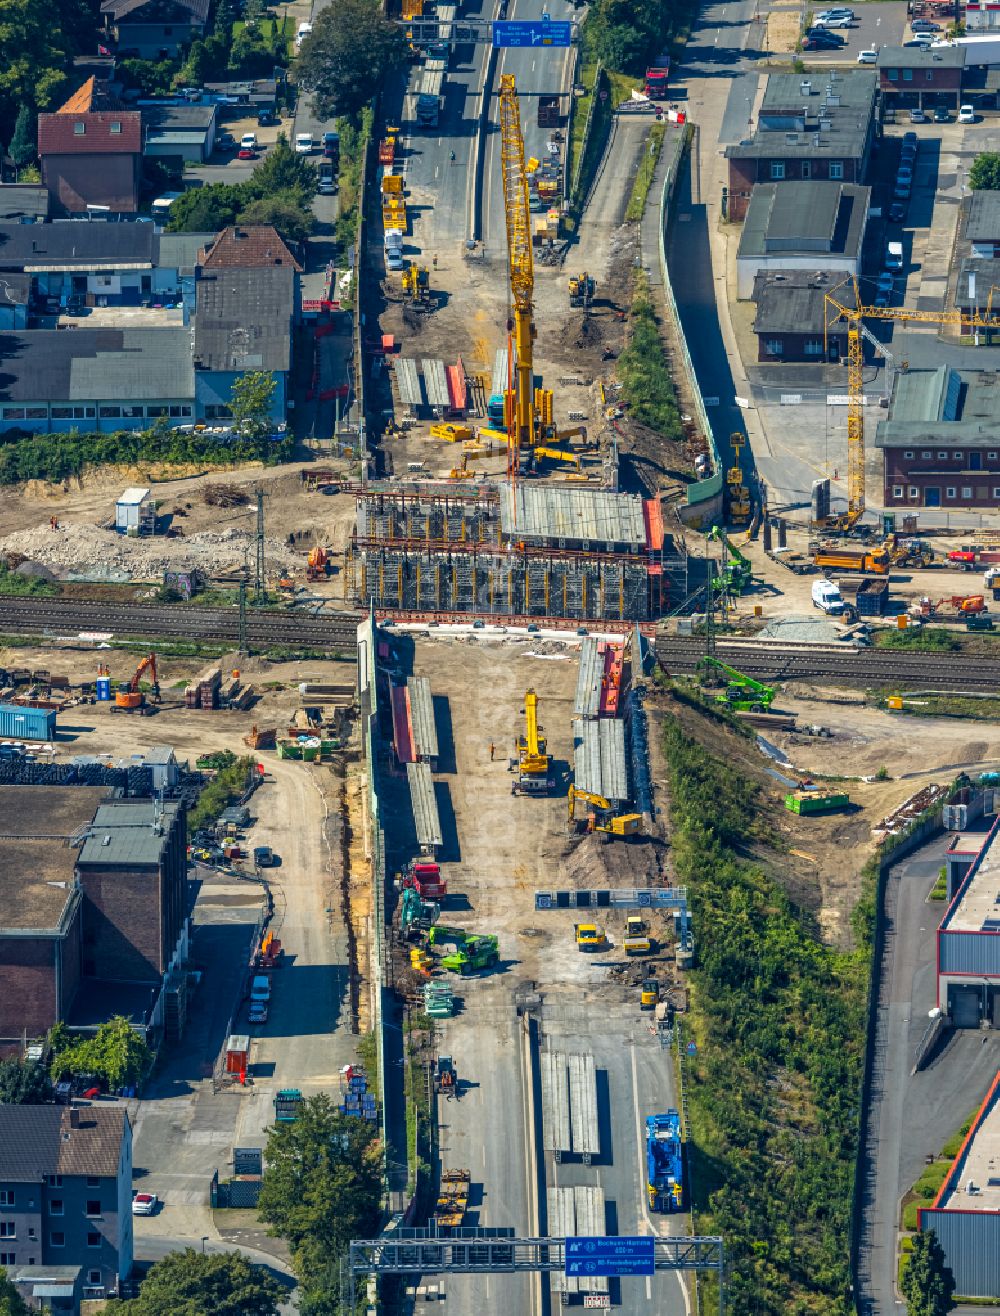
[110,122,122,134]
[0,1255,14,1267]
[0,1224,15,1239]
[946,487,956,498]
[993,487,1000,498]
[904,449,914,459]
[99,406,121,419]
[87,1232,101,1247]
[765,339,783,355]
[146,405,167,417]
[989,451,998,460]
[829,161,844,179]
[50,1232,65,1248]
[45,1177,62,1188]
[909,486,919,498]
[3,407,25,420]
[169,404,192,417]
[86,1178,100,1188]
[122,405,144,418]
[922,450,932,459]
[926,70,934,80]
[801,161,811,179]
[963,486,973,498]
[888,68,899,80]
[49,1200,63,1216]
[892,485,904,498]
[74,121,85,135]
[938,451,948,459]
[50,407,73,419]
[85,1201,101,1218]
[0,1193,13,1208]
[87,1270,102,1286]
[903,68,913,81]
[770,162,785,180]
[804,339,824,356]
[24,406,46,419]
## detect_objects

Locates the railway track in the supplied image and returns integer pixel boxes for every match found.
[0,596,362,650]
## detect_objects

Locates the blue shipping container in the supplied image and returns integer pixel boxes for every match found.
[0,703,56,742]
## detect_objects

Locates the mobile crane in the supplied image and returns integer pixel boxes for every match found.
[698,656,775,712]
[567,785,642,837]
[114,653,160,711]
[708,525,753,595]
[513,689,552,795]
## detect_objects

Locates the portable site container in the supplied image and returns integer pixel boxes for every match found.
[0,702,56,741]
[784,790,850,815]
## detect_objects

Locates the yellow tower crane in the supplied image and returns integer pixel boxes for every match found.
[499,73,540,455]
[824,278,1000,531]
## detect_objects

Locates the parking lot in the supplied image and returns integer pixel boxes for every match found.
[185,109,297,188]
[802,0,907,64]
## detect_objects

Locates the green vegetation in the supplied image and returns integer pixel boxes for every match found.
[196,750,239,771]
[886,692,1000,721]
[618,270,683,440]
[875,628,961,653]
[8,104,35,171]
[295,0,407,119]
[189,754,256,832]
[930,867,948,900]
[258,1092,382,1313]
[903,1104,979,1228]
[970,151,1000,191]
[167,136,316,243]
[0,1057,52,1105]
[0,416,292,486]
[116,1249,283,1315]
[588,0,693,74]
[404,1018,432,1202]
[230,372,278,449]
[0,1267,30,1315]
[0,0,98,144]
[0,562,57,597]
[334,107,373,263]
[568,59,600,199]
[625,122,666,221]
[901,1229,956,1316]
[356,1032,380,1102]
[49,1017,153,1091]
[662,715,867,1315]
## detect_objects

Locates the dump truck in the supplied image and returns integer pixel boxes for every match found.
[643,53,671,98]
[434,1169,471,1228]
[646,1111,684,1212]
[416,57,446,127]
[537,94,560,127]
[575,924,606,952]
[813,543,890,575]
[403,860,447,899]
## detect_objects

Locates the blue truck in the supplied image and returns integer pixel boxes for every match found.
[646,1111,684,1212]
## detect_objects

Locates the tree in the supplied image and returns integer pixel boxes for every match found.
[8,105,34,171]
[115,1249,284,1316]
[50,1017,153,1091]
[294,0,407,118]
[0,1057,52,1105]
[901,1229,955,1316]
[229,372,278,454]
[588,0,665,73]
[970,151,1000,191]
[167,182,248,233]
[258,1094,381,1312]
[245,135,316,202]
[237,195,314,244]
[0,1267,30,1316]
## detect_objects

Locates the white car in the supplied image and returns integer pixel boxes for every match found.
[959,104,977,123]
[817,14,854,26]
[240,132,257,150]
[857,48,878,64]
[295,20,312,43]
[131,1192,158,1216]
[295,133,314,154]
[386,251,406,272]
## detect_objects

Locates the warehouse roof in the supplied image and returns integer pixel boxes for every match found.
[727,70,876,162]
[954,256,1000,309]
[0,185,49,222]
[752,269,856,335]
[965,190,1000,243]
[0,221,155,271]
[932,1070,1000,1213]
[738,182,869,260]
[499,483,647,547]
[0,785,109,932]
[157,231,213,276]
[143,104,216,132]
[0,1105,128,1181]
[78,798,182,867]
[942,820,1000,934]
[875,366,1000,447]
[572,718,628,804]
[193,265,294,372]
[0,328,192,403]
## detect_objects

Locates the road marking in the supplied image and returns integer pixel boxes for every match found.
[629,1040,650,1237]
[435,165,440,179]
[532,58,536,71]
[482,1144,487,1167]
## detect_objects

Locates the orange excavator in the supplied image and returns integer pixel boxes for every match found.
[115,653,160,711]
[306,546,328,581]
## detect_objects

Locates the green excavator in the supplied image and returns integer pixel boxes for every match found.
[698,656,775,713]
[708,525,753,596]
[428,925,500,975]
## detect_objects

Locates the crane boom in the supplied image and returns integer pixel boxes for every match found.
[498,73,536,452]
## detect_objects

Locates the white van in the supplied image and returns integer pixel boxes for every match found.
[250,974,271,1002]
[885,240,904,271]
[812,579,845,615]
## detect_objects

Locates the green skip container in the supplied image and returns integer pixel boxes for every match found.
[785,790,850,815]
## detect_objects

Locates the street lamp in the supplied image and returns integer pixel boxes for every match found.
[201,1236,208,1254]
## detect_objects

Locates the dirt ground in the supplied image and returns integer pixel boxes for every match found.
[765,7,803,53]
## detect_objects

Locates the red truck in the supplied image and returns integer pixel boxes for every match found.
[403,861,447,900]
[644,53,670,99]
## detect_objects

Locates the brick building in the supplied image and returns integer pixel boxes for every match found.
[736,180,870,299]
[725,69,878,222]
[877,45,966,114]
[0,787,188,1045]
[0,1104,133,1303]
[37,79,142,216]
[876,365,1000,510]
[751,269,855,362]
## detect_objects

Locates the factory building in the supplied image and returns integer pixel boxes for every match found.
[919,1070,1000,1299]
[937,816,1000,1028]
[348,482,688,622]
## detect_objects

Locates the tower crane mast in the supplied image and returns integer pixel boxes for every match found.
[498,72,536,454]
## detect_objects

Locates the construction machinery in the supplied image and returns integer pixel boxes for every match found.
[306,546,329,581]
[567,786,642,837]
[401,884,439,936]
[430,422,474,443]
[434,1055,457,1099]
[513,689,552,795]
[114,653,160,711]
[646,1112,684,1212]
[812,542,889,575]
[434,1169,471,1228]
[887,536,935,568]
[568,271,596,310]
[709,525,753,595]
[640,978,659,1010]
[910,594,987,619]
[624,916,652,956]
[402,859,447,899]
[698,656,775,712]
[726,433,752,527]
[401,262,432,309]
[575,923,606,952]
[824,277,1000,532]
[428,925,500,974]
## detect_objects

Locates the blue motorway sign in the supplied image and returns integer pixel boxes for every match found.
[492,17,572,46]
[565,1236,655,1278]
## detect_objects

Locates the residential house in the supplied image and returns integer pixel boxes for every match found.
[725,69,878,222]
[0,186,50,224]
[877,45,966,114]
[751,269,855,362]
[202,79,279,117]
[142,103,217,164]
[0,787,189,1042]
[197,223,302,271]
[736,180,870,298]
[37,80,142,216]
[0,1103,133,1303]
[875,364,1000,509]
[100,0,210,58]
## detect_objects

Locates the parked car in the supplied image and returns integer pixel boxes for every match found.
[959,104,977,122]
[816,14,854,26]
[257,110,277,126]
[903,39,931,46]
[295,133,314,154]
[903,131,918,147]
[888,200,907,222]
[909,107,928,123]
[893,177,912,199]
[240,131,257,149]
[295,19,312,45]
[933,105,951,122]
[217,131,236,150]
[322,130,340,159]
[815,6,855,18]
[804,32,844,48]
[806,26,844,39]
[131,1193,158,1216]
[896,165,914,186]
[249,1002,269,1024]
[857,48,878,63]
[386,251,406,271]
[911,19,942,31]
[238,147,256,160]
[318,161,336,194]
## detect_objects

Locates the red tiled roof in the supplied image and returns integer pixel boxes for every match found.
[199,225,303,271]
[38,81,141,155]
